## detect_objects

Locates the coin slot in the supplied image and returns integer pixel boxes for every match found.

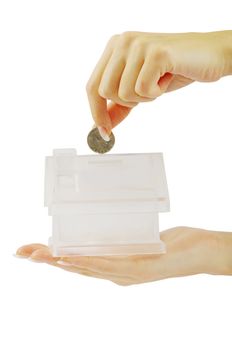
[88,160,123,166]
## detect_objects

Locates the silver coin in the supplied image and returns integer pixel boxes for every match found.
[87,127,115,154]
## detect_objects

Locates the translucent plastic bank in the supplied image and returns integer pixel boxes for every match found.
[45,149,170,256]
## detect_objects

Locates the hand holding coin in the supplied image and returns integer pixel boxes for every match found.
[86,31,232,138]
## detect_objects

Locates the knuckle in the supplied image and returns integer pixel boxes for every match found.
[135,81,160,98]
[119,31,135,47]
[135,80,147,96]
[118,88,132,102]
[122,31,135,39]
[130,38,143,53]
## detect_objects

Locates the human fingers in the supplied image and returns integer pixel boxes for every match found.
[59,255,135,279]
[27,248,120,282]
[118,52,154,103]
[98,53,137,108]
[86,35,117,134]
[58,255,159,284]
[108,102,132,128]
[15,243,48,258]
[57,259,132,285]
[25,247,129,284]
[29,247,57,263]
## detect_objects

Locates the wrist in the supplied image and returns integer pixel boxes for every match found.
[205,230,232,276]
[217,231,232,274]
[220,30,232,76]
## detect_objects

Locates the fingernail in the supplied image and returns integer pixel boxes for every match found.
[98,126,110,142]
[15,247,26,256]
[57,260,73,266]
[13,253,27,259]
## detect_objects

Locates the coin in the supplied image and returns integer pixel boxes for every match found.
[87,127,115,154]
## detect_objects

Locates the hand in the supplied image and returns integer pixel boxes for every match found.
[86,31,232,137]
[15,227,232,286]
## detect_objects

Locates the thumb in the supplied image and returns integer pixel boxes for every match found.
[158,72,174,93]
[108,102,133,128]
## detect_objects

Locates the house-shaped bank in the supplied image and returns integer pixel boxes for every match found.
[45,149,170,256]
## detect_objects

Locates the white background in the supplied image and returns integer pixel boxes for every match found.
[0,0,231,349]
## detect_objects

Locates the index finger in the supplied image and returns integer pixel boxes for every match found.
[86,36,117,134]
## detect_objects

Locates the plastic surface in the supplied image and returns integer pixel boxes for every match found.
[45,149,170,256]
